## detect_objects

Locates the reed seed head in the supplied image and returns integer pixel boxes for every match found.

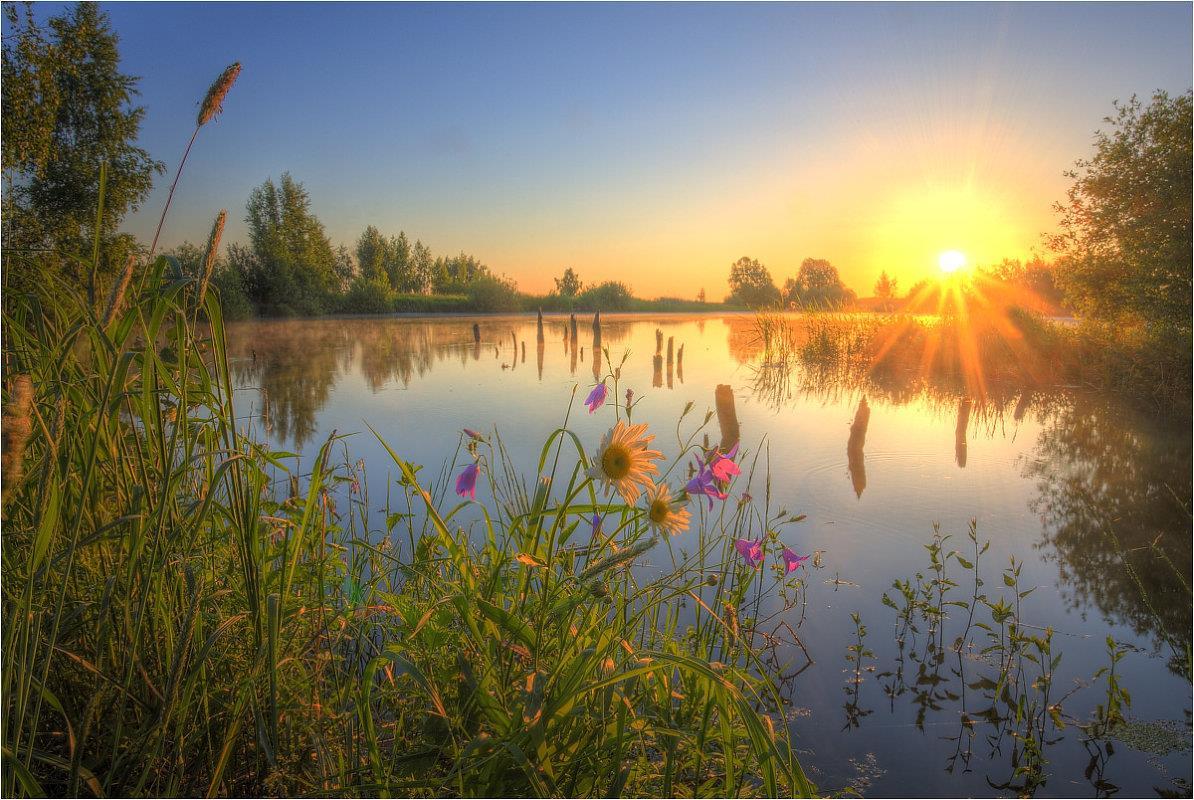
[198,62,242,127]
[2,375,34,505]
[102,254,137,328]
[197,209,227,307]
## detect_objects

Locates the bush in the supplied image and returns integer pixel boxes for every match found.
[466,274,522,312]
[339,278,395,315]
[576,280,634,312]
[211,268,254,321]
[392,293,471,313]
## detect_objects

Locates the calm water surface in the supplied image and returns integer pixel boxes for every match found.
[226,313,1192,798]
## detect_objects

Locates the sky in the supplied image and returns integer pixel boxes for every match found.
[31,2,1194,297]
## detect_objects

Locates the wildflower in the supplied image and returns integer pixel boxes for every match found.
[591,513,603,538]
[625,388,634,406]
[734,538,764,568]
[463,428,487,442]
[781,547,809,574]
[685,467,727,509]
[707,443,741,483]
[643,483,691,536]
[455,462,480,499]
[585,380,608,414]
[588,421,662,504]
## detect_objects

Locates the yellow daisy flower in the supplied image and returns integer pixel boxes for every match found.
[589,420,662,504]
[643,483,691,536]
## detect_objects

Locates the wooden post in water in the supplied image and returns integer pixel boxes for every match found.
[521,341,526,363]
[655,328,663,355]
[652,355,663,388]
[536,340,545,380]
[715,384,740,452]
[537,309,545,342]
[569,313,578,343]
[955,397,972,468]
[847,396,870,498]
[676,343,684,383]
[473,323,481,343]
[666,337,674,366]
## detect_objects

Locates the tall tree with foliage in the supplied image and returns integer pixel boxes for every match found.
[1050,91,1192,329]
[240,173,337,316]
[727,256,780,308]
[355,225,391,285]
[2,2,163,290]
[873,270,898,302]
[411,238,434,295]
[554,267,583,297]
[389,230,414,292]
[784,258,855,308]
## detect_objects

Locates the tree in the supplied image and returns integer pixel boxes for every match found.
[411,239,433,295]
[2,2,163,289]
[873,271,898,302]
[355,225,391,285]
[784,258,854,308]
[554,267,583,297]
[697,288,706,304]
[242,173,337,316]
[1050,91,1192,329]
[727,256,780,308]
[332,244,357,293]
[390,231,414,292]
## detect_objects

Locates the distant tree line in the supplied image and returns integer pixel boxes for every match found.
[726,256,856,309]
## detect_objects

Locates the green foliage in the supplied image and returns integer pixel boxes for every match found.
[576,280,634,312]
[465,273,522,312]
[239,173,337,316]
[392,292,471,313]
[1,2,163,291]
[1050,91,1192,329]
[434,251,490,294]
[728,256,781,309]
[339,276,395,314]
[784,258,855,309]
[554,267,583,297]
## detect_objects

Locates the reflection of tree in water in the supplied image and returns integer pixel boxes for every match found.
[229,320,350,447]
[1025,397,1192,677]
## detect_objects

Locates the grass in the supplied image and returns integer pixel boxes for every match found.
[1,259,814,797]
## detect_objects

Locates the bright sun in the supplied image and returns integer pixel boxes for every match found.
[938,250,966,274]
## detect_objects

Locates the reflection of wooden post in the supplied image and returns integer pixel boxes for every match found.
[592,311,601,335]
[715,384,739,452]
[569,313,578,342]
[473,323,481,343]
[511,331,517,356]
[677,343,684,367]
[521,341,526,363]
[536,340,545,380]
[652,355,663,387]
[537,309,545,342]
[1013,391,1031,422]
[666,336,674,366]
[847,397,870,499]
[570,339,577,374]
[955,397,972,468]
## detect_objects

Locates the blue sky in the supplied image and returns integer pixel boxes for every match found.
[22,2,1193,294]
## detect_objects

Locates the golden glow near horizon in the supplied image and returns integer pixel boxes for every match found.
[938,250,966,274]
